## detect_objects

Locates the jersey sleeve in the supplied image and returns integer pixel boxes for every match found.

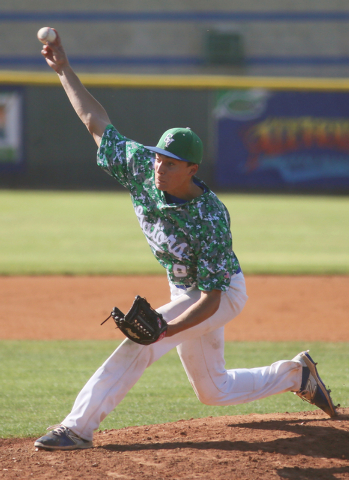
[97,124,154,189]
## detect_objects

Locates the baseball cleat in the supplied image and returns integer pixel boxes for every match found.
[293,350,338,418]
[34,424,93,450]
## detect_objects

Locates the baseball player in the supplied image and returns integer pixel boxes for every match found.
[34,30,337,450]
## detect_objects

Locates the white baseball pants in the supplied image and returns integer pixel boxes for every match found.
[62,273,302,441]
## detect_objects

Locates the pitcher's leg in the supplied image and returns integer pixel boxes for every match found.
[52,274,249,442]
[178,329,302,406]
[63,335,178,441]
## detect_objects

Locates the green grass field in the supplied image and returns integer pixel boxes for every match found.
[1,190,348,439]
[1,190,348,274]
[0,340,347,439]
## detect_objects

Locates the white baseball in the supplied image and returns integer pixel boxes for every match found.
[37,27,56,44]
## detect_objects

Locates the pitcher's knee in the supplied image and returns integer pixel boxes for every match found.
[195,389,225,406]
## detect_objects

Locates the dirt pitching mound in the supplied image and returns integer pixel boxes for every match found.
[1,409,349,479]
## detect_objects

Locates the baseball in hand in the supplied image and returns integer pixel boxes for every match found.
[37,27,56,44]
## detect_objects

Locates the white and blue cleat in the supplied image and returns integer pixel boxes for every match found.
[293,350,338,418]
[34,424,93,450]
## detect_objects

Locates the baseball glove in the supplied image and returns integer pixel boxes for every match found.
[101,295,168,345]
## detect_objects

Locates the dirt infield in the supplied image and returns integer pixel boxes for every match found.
[1,275,349,341]
[1,275,349,479]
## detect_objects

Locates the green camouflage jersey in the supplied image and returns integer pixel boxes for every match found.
[97,125,240,292]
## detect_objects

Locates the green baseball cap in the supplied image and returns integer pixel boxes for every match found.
[146,127,203,164]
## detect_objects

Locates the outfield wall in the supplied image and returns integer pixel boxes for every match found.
[0,77,214,190]
[1,73,349,192]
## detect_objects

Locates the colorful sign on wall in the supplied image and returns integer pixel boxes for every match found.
[214,89,349,190]
[0,89,24,171]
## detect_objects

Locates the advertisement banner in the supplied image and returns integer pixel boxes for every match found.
[0,89,24,171]
[214,89,349,190]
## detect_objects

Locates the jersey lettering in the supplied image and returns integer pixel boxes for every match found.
[135,205,188,259]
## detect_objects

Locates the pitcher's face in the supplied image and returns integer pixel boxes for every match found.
[154,154,196,194]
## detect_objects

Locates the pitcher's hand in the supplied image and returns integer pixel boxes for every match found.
[41,28,69,74]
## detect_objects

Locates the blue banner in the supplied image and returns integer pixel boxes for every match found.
[0,88,24,172]
[214,89,349,190]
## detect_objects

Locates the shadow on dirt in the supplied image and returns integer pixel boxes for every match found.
[99,416,349,463]
[277,466,349,480]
